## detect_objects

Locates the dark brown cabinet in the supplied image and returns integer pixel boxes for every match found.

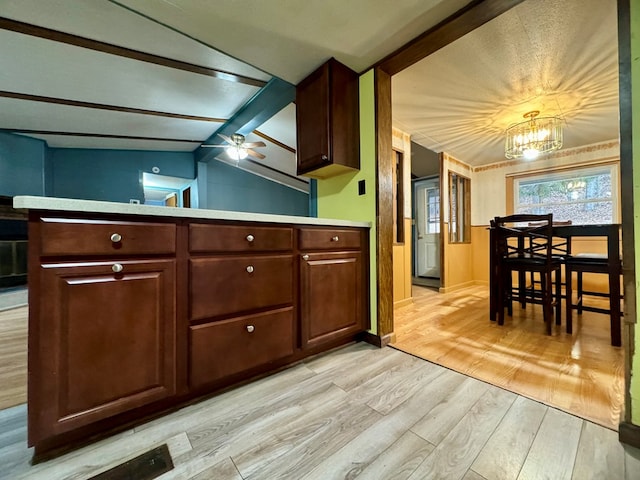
[31,258,176,444]
[25,212,368,457]
[188,222,295,389]
[299,228,368,349]
[296,58,359,178]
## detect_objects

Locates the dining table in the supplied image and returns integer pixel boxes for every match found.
[489,223,622,346]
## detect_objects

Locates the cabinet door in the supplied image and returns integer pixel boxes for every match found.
[296,62,330,174]
[30,259,176,443]
[300,251,364,348]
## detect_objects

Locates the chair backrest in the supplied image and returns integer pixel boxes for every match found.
[493,214,554,262]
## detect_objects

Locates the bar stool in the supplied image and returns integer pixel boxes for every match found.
[493,214,562,334]
[564,253,623,341]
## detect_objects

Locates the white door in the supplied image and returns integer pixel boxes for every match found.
[415,179,440,278]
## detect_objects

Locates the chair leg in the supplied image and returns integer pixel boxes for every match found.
[497,266,505,326]
[577,271,583,315]
[519,271,526,308]
[545,271,552,335]
[555,269,561,326]
[565,266,573,334]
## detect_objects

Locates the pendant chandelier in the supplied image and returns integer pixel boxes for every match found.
[504,110,563,160]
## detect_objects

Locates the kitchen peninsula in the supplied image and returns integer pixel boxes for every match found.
[13,196,370,458]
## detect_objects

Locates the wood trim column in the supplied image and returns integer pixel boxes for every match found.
[617,0,636,429]
[375,67,394,339]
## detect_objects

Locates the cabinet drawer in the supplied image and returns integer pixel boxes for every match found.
[190,255,293,320]
[40,218,176,256]
[298,228,362,251]
[190,224,292,253]
[190,307,294,388]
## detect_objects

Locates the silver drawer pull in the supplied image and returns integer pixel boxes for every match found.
[110,233,122,243]
[331,236,339,242]
[112,263,123,273]
[246,325,255,333]
[246,265,254,273]
[246,234,255,242]
[302,254,309,261]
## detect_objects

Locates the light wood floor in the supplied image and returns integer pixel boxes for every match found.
[393,285,624,430]
[2,343,640,480]
[0,306,27,411]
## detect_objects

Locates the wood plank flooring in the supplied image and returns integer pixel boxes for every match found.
[0,306,27,410]
[1,343,639,480]
[393,285,624,430]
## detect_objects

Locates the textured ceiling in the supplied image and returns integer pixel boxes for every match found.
[392,0,619,167]
[113,0,472,83]
[0,0,620,184]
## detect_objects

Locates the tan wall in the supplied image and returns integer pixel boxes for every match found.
[442,222,474,292]
[471,226,490,285]
[393,218,413,306]
[392,127,413,306]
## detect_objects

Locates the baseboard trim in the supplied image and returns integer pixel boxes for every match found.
[619,421,640,448]
[439,280,477,293]
[393,297,413,308]
[362,331,396,348]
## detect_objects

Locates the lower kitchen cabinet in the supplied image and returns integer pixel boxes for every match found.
[299,251,364,348]
[21,206,369,458]
[189,307,295,388]
[30,259,176,444]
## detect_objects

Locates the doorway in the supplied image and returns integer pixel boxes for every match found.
[413,176,441,288]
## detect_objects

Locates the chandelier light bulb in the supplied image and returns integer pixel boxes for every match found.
[505,110,563,160]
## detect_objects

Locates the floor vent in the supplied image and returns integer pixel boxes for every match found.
[89,444,174,480]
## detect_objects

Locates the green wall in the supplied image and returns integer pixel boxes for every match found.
[316,70,378,334]
[630,0,640,423]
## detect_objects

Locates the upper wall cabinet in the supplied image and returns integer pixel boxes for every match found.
[296,58,360,179]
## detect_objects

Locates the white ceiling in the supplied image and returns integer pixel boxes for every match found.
[393,0,620,167]
[0,0,621,190]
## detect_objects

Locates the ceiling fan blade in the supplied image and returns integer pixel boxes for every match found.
[200,144,228,148]
[247,149,266,160]
[217,133,234,144]
[243,141,267,148]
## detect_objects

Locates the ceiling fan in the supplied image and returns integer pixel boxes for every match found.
[201,133,266,160]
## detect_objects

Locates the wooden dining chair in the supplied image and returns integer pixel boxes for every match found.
[493,214,562,334]
[564,253,623,338]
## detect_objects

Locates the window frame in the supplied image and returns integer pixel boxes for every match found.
[448,171,471,243]
[510,162,620,224]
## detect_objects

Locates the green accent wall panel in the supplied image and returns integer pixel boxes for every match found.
[317,70,378,334]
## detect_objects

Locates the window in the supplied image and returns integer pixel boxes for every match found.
[393,150,405,243]
[449,172,470,243]
[513,164,619,224]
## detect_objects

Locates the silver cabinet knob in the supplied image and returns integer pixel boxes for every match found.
[331,236,339,242]
[302,254,309,260]
[246,325,255,333]
[246,234,254,242]
[112,263,123,273]
[246,265,254,273]
[110,233,122,243]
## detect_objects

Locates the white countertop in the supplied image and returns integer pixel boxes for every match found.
[13,196,371,228]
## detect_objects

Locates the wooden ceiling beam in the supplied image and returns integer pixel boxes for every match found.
[195,78,295,163]
[0,16,268,88]
[0,90,225,123]
[374,0,527,76]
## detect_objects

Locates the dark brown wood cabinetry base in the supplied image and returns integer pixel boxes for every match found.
[26,210,369,458]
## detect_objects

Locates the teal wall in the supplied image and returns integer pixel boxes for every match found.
[0,132,308,216]
[206,160,309,216]
[0,132,48,196]
[49,148,195,203]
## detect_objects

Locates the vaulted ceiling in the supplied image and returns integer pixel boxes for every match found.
[0,0,621,191]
